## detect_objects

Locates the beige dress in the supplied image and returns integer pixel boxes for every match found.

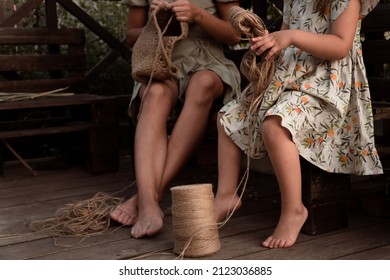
[125,0,241,114]
[220,0,383,175]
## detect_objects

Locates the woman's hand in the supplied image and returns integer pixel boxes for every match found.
[150,0,171,11]
[251,30,293,60]
[169,0,201,23]
[150,0,200,23]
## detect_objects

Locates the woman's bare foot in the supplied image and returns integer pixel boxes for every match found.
[109,195,138,226]
[214,193,242,223]
[262,204,308,248]
[130,200,164,238]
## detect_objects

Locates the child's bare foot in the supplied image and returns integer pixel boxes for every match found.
[262,205,308,248]
[214,193,242,223]
[130,200,164,238]
[109,195,138,226]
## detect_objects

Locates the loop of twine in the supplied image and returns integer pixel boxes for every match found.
[229,6,276,115]
[29,192,124,238]
[14,181,137,247]
[229,6,277,177]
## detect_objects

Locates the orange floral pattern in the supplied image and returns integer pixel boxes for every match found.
[220,0,383,175]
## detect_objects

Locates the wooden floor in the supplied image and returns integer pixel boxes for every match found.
[1,150,389,260]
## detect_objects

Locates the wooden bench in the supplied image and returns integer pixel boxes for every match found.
[362,2,390,140]
[0,27,120,176]
[250,0,390,235]
[360,1,390,216]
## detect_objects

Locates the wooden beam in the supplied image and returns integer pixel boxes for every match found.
[56,0,130,60]
[85,38,127,82]
[0,0,44,27]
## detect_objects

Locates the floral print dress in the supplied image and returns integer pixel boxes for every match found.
[220,0,383,175]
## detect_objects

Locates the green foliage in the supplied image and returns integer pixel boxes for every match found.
[10,0,132,96]
[56,0,132,96]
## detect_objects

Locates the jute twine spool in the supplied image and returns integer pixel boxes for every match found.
[171,183,220,257]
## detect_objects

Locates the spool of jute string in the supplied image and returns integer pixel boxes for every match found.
[171,183,220,257]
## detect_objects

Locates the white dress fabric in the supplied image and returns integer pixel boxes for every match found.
[220,0,383,175]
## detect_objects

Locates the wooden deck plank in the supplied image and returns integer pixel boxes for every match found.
[135,207,390,260]
[337,245,390,260]
[233,222,390,260]
[1,153,389,260]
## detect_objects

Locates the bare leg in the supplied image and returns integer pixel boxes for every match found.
[214,113,243,222]
[260,116,308,248]
[111,71,225,238]
[110,81,177,236]
[158,71,225,190]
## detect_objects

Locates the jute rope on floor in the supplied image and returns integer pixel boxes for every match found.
[29,192,124,238]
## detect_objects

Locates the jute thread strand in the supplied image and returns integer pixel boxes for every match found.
[229,6,276,115]
[227,6,277,207]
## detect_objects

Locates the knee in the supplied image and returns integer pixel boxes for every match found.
[186,72,223,107]
[141,83,175,109]
[261,116,283,142]
[216,112,224,129]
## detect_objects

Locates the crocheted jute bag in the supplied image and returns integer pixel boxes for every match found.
[131,5,188,84]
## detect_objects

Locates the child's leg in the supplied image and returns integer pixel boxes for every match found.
[214,113,243,223]
[260,116,308,248]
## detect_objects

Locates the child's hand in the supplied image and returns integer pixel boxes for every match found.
[251,30,292,60]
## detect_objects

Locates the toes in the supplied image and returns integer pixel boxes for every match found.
[131,226,147,239]
[261,236,272,248]
[119,211,136,225]
[110,207,136,226]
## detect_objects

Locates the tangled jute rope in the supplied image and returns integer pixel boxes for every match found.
[0,183,138,246]
[228,6,277,193]
[171,184,221,258]
[30,192,123,237]
[26,188,135,246]
[229,6,276,115]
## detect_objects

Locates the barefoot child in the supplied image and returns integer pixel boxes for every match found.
[215,0,383,248]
